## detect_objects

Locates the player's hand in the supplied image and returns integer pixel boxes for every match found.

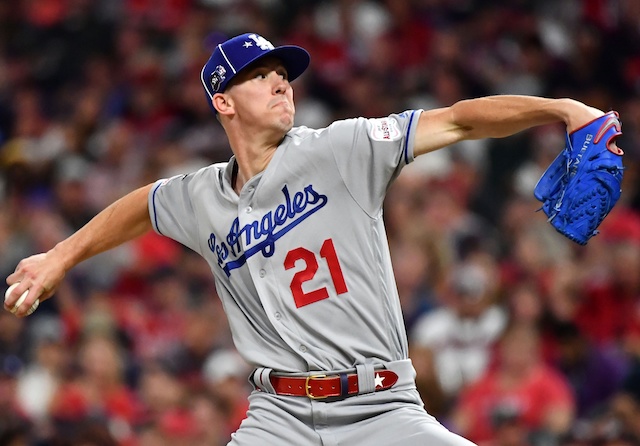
[562,100,622,152]
[562,99,605,133]
[5,251,65,316]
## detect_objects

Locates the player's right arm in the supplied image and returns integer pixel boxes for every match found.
[5,184,154,316]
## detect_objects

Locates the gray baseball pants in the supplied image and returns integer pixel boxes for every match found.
[229,360,476,446]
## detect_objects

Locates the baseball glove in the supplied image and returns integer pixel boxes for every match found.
[534,111,624,245]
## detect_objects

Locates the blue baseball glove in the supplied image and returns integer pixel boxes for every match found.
[534,111,624,245]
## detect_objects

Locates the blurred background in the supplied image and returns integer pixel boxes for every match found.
[1,0,639,445]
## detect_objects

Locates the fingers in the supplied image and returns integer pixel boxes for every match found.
[4,280,28,309]
[608,141,624,156]
[4,281,46,317]
[5,253,59,317]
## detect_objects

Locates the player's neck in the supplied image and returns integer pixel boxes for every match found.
[225,122,287,193]
[231,142,279,193]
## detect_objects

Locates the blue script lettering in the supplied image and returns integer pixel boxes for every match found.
[209,184,328,277]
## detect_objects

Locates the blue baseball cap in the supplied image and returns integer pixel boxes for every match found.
[201,33,310,113]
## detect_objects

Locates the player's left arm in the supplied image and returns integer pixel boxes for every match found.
[413,95,605,157]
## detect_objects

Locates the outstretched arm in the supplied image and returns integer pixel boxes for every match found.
[413,96,605,157]
[5,184,154,316]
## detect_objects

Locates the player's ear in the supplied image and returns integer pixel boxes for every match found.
[213,93,234,116]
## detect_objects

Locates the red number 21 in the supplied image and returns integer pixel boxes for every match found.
[284,238,348,308]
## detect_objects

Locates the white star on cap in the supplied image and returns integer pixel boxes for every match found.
[374,373,385,388]
[243,41,253,48]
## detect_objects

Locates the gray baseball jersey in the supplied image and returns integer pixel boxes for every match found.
[149,110,422,373]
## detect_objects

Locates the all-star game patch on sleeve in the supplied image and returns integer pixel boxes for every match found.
[326,110,423,217]
[148,172,201,255]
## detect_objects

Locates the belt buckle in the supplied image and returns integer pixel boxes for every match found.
[305,374,327,399]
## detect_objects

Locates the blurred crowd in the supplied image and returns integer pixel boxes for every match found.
[1,0,640,445]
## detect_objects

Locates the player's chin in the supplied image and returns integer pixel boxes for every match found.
[276,111,295,131]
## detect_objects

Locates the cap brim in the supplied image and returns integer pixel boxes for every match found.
[226,45,309,92]
[264,46,310,83]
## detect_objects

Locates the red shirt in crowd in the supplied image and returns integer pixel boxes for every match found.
[456,364,574,443]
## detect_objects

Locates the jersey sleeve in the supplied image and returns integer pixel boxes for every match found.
[327,110,422,216]
[148,173,201,254]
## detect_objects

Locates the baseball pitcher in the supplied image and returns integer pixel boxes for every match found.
[5,33,621,445]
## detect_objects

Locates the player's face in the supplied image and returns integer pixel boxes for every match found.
[225,57,296,132]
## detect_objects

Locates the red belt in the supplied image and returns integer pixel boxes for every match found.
[269,370,398,399]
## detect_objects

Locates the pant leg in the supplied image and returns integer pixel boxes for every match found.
[228,391,322,446]
[323,389,477,446]
[330,403,476,446]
